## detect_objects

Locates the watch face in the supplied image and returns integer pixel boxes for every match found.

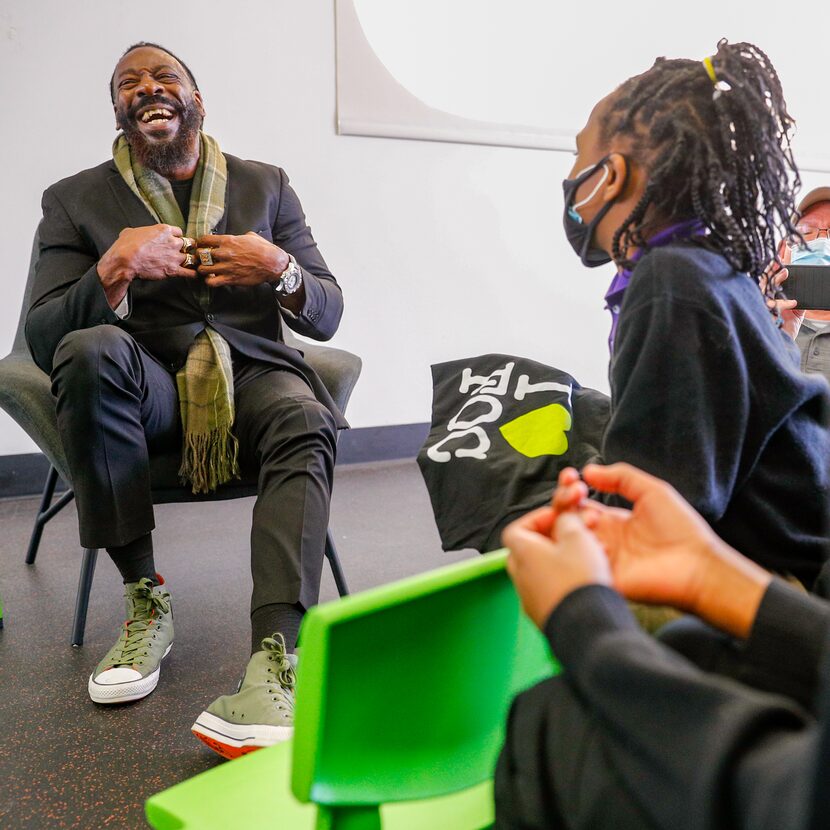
[282,268,300,293]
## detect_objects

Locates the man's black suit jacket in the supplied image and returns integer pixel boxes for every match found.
[25,153,346,426]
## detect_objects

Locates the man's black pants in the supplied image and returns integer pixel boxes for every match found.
[50,325,338,614]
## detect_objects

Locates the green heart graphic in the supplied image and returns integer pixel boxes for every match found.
[499,403,571,457]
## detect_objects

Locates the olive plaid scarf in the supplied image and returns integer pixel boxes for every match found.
[113,131,240,494]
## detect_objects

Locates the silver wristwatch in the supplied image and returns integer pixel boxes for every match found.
[272,253,303,297]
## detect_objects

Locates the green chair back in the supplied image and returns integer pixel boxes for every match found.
[146,551,557,830]
[292,550,553,813]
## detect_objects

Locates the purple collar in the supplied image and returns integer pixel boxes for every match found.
[605,219,706,352]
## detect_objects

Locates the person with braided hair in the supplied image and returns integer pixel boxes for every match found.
[494,40,830,830]
[560,40,829,592]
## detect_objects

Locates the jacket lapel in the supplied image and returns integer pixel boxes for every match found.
[107,169,158,229]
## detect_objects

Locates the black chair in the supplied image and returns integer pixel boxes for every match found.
[0,227,362,646]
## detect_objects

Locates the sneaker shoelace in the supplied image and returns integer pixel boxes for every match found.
[106,581,171,669]
[262,633,296,715]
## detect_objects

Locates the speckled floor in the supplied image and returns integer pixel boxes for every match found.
[0,460,474,830]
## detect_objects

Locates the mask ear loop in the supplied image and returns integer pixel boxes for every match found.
[572,163,610,211]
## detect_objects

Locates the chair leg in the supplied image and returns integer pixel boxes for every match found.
[25,465,58,564]
[325,529,350,597]
[25,466,75,565]
[72,547,98,648]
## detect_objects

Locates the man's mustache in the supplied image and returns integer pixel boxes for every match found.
[126,94,181,121]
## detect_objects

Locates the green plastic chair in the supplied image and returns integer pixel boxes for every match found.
[145,550,557,830]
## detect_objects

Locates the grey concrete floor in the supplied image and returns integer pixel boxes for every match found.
[0,459,475,830]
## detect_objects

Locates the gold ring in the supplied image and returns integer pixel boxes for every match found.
[198,248,214,267]
[182,252,196,267]
[180,237,196,253]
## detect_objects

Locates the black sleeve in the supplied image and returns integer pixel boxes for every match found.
[25,187,121,373]
[601,272,750,521]
[272,169,343,341]
[739,579,830,713]
[543,585,818,830]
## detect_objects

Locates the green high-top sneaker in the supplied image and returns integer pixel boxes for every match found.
[191,633,296,759]
[88,577,173,704]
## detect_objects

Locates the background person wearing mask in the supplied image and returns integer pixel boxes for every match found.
[771,187,830,384]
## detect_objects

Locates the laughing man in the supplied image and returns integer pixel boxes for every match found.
[26,42,345,758]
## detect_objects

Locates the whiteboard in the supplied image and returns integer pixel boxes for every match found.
[336,0,830,173]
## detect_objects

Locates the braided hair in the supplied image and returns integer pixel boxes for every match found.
[602,40,800,292]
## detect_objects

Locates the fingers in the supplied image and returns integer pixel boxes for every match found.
[203,272,230,287]
[172,266,198,279]
[195,246,226,281]
[761,262,788,292]
[502,517,547,556]
[581,462,664,503]
[554,511,589,540]
[196,234,230,247]
[551,466,586,514]
[552,479,588,515]
[197,263,223,280]
[160,225,184,237]
[504,548,518,580]
[503,516,563,564]
[771,266,789,288]
[503,506,556,540]
[577,499,623,529]
[156,264,197,280]
[505,509,590,551]
[194,244,225,280]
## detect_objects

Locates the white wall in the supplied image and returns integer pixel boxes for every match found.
[0,1,822,456]
[348,0,830,171]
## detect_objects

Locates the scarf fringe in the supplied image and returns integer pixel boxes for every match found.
[178,427,241,495]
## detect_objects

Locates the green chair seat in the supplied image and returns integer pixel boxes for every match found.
[145,739,494,830]
[146,551,557,829]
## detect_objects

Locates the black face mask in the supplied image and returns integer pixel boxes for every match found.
[562,155,627,268]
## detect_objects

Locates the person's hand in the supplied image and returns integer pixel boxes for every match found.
[195,232,290,288]
[97,224,196,308]
[503,509,611,629]
[763,245,805,340]
[550,467,589,526]
[576,463,720,612]
[523,466,591,539]
[579,463,772,637]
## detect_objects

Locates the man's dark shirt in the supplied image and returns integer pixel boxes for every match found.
[169,177,194,220]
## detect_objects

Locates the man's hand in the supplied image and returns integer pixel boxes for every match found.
[578,463,772,638]
[763,245,805,340]
[195,232,289,288]
[97,224,195,309]
[503,509,611,629]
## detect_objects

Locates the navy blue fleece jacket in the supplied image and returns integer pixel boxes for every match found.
[603,242,830,586]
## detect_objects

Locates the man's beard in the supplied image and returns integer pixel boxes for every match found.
[117,94,203,177]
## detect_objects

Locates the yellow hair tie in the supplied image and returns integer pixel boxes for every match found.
[703,56,718,85]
